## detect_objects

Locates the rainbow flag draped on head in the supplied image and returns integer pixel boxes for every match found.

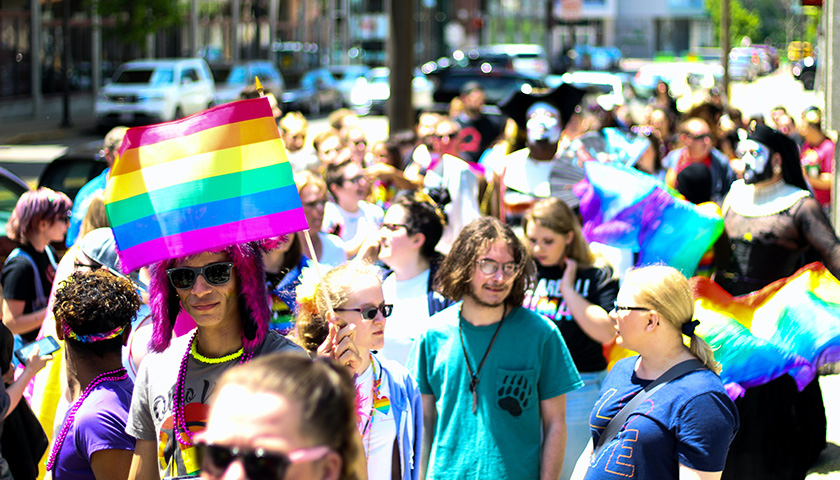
[105,97,308,271]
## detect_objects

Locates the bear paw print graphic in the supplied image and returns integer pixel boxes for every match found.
[497,374,532,417]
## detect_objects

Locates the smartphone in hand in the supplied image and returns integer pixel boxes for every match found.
[14,335,60,364]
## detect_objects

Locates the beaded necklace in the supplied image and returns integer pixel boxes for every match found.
[173,332,254,447]
[46,367,128,471]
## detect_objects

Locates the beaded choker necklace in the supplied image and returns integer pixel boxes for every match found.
[46,367,128,471]
[173,332,254,447]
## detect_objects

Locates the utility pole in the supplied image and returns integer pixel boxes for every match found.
[826,0,839,233]
[388,0,415,133]
[61,0,72,127]
[721,0,730,101]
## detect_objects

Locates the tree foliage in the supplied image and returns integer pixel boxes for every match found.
[96,0,185,48]
[705,0,762,47]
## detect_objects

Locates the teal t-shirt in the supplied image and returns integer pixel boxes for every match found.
[410,304,583,479]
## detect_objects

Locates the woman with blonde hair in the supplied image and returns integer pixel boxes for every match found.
[197,353,363,480]
[521,197,618,480]
[572,265,738,480]
[295,262,422,480]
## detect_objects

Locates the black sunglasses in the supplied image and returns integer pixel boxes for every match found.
[166,262,234,289]
[334,303,393,320]
[74,260,102,271]
[613,302,651,313]
[197,442,330,480]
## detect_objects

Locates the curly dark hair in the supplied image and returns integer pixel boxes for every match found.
[53,270,141,357]
[434,216,535,306]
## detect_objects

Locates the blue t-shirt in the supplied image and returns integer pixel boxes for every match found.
[66,168,109,247]
[584,357,739,480]
[410,304,582,480]
[53,377,135,480]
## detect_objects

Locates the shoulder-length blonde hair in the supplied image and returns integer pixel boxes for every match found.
[522,197,595,267]
[624,265,720,374]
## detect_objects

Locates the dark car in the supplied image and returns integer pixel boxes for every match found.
[0,166,34,266]
[38,140,108,204]
[280,68,342,116]
[431,68,546,107]
[792,56,817,90]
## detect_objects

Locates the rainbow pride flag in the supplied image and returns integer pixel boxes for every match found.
[603,263,840,400]
[105,98,307,271]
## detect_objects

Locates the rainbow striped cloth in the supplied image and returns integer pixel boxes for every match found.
[575,161,724,276]
[604,263,840,400]
[105,98,307,271]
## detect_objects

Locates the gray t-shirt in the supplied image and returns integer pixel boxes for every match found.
[127,330,304,479]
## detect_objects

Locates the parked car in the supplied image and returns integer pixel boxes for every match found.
[788,41,813,62]
[95,58,216,130]
[38,140,108,203]
[792,56,817,90]
[547,71,625,110]
[0,166,30,266]
[348,67,434,115]
[211,61,285,105]
[279,68,342,116]
[328,65,372,107]
[569,45,622,72]
[727,49,759,82]
[431,67,545,107]
[455,44,551,78]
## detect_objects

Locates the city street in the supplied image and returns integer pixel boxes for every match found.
[0,64,838,477]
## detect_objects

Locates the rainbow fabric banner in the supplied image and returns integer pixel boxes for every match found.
[105,98,307,271]
[575,161,724,276]
[603,263,840,400]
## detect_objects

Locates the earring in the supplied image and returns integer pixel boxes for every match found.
[774,165,782,175]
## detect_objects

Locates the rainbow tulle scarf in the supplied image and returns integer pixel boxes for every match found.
[575,161,724,277]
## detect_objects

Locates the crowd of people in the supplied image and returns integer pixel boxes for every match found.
[0,75,838,480]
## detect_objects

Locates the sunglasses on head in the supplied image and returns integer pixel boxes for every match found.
[334,303,394,320]
[197,442,331,480]
[166,262,234,289]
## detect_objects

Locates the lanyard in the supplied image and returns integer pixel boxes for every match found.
[458,307,506,414]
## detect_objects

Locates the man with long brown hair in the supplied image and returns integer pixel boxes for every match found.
[410,216,582,479]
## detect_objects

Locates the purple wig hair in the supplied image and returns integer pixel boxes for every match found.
[7,188,73,243]
[147,242,270,354]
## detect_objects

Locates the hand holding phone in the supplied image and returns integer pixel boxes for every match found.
[14,336,60,365]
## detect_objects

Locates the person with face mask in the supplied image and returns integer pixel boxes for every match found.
[713,125,840,480]
[496,85,585,226]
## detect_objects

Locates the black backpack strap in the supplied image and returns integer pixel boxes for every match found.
[592,358,705,458]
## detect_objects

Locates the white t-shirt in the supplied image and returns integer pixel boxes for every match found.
[317,232,347,267]
[379,270,430,366]
[356,356,396,480]
[323,201,384,246]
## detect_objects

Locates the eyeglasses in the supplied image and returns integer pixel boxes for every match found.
[334,303,393,320]
[74,261,102,271]
[613,302,651,313]
[197,441,330,480]
[166,262,234,289]
[343,174,366,185]
[350,138,367,147]
[381,223,409,232]
[683,132,710,142]
[477,258,519,277]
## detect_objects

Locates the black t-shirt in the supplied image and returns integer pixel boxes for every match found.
[456,113,503,163]
[0,244,57,341]
[523,262,618,372]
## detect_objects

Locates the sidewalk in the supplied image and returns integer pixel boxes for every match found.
[0,93,96,145]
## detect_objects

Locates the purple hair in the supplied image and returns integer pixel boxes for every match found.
[7,188,72,243]
[148,242,270,354]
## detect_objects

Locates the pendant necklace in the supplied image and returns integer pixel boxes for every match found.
[458,306,506,414]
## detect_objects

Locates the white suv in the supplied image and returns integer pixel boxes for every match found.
[95,58,215,129]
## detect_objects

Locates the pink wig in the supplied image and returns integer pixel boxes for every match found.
[147,242,269,354]
[7,188,72,243]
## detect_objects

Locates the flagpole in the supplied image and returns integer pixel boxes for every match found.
[254,75,337,318]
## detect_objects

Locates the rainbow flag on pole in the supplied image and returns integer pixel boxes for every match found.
[105,97,307,271]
